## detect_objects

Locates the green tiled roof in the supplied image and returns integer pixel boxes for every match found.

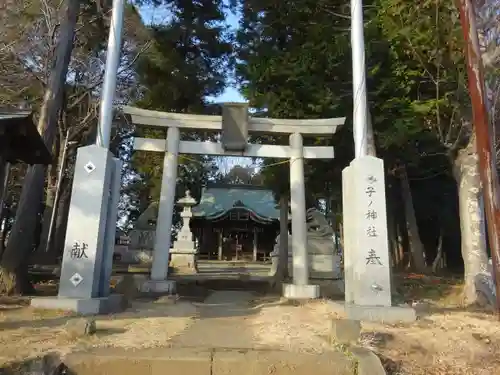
[133,185,280,230]
[192,184,280,220]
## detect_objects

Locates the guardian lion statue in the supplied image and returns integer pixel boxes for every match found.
[270,207,341,279]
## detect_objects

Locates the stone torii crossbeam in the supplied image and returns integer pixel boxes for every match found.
[124,103,345,299]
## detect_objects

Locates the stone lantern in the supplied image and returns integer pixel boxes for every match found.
[169,190,198,272]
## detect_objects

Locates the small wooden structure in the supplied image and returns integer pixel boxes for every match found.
[0,110,52,164]
[0,110,53,212]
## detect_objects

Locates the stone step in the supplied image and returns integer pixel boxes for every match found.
[63,347,356,375]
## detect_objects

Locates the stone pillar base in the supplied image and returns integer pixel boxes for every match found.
[283,283,320,300]
[140,279,176,294]
[30,294,124,316]
[345,303,417,323]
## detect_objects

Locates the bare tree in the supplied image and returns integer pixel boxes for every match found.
[0,0,80,294]
[35,3,151,260]
[0,0,151,293]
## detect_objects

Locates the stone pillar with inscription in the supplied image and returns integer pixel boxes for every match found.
[350,156,392,306]
[31,145,123,315]
[343,156,416,322]
[170,191,198,273]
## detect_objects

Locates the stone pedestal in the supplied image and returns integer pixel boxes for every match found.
[308,235,342,279]
[283,283,320,299]
[342,156,415,322]
[30,146,124,315]
[170,191,198,273]
[269,233,341,280]
[129,229,155,250]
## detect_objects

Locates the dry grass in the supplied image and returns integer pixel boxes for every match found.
[357,309,500,375]
[1,274,499,375]
[0,300,197,365]
[249,276,500,375]
[356,276,500,375]
[0,304,77,364]
[84,301,197,349]
[249,299,341,354]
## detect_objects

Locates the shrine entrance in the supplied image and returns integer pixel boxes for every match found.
[123,103,345,298]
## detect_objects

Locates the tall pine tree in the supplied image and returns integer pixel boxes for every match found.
[125,0,233,229]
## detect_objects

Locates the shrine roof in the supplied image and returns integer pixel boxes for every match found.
[0,110,52,165]
[192,184,280,220]
[132,184,281,230]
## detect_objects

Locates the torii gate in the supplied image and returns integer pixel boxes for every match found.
[28,0,408,318]
[123,104,345,298]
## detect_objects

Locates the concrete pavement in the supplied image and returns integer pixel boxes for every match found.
[64,347,356,375]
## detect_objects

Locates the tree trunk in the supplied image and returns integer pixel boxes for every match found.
[53,179,72,262]
[399,166,427,272]
[271,195,289,286]
[0,0,79,295]
[37,162,58,254]
[0,206,9,259]
[31,182,70,266]
[387,199,398,267]
[0,159,9,257]
[432,231,444,274]
[391,182,410,270]
[366,110,377,157]
[452,134,489,305]
[397,222,408,270]
[0,158,7,212]
[34,133,63,259]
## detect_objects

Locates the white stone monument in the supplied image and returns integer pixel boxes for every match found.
[343,156,416,322]
[170,191,198,272]
[341,0,415,322]
[30,147,123,315]
[347,157,392,306]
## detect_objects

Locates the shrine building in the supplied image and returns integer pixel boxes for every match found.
[129,184,285,262]
[191,184,282,262]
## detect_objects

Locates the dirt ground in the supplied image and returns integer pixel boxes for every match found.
[0,275,499,375]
